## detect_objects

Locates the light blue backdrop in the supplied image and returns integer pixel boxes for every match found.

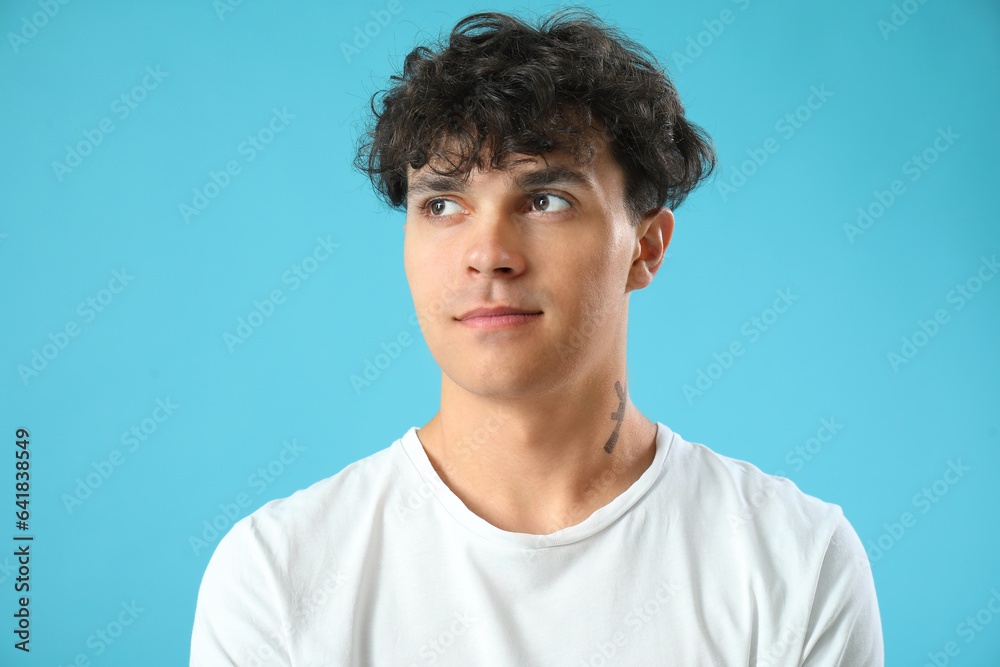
[2,0,998,664]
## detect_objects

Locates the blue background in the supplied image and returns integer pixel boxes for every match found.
[2,0,998,664]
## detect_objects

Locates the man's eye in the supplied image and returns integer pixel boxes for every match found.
[530,194,571,212]
[427,199,462,216]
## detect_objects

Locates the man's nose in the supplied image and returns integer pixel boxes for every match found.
[463,207,527,277]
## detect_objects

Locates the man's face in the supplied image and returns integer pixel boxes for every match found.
[403,134,668,400]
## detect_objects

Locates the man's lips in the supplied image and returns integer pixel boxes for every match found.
[458,306,543,321]
[456,307,543,330]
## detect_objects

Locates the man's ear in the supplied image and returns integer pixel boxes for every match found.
[626,207,674,293]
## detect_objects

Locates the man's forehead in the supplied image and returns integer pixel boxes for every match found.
[405,140,617,199]
[406,151,596,185]
[407,119,610,173]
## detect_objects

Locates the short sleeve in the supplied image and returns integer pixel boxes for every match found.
[190,516,292,666]
[799,512,885,666]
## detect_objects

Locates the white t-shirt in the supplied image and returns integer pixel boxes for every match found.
[190,422,884,666]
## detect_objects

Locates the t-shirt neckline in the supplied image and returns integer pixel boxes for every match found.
[398,421,675,549]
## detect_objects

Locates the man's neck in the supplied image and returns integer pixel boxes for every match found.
[415,372,659,535]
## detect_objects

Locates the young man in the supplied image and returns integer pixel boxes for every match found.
[191,8,884,665]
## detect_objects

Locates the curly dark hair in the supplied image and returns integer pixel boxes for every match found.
[354,7,717,223]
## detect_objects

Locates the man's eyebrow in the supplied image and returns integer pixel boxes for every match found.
[407,174,470,199]
[406,165,594,199]
[515,166,594,192]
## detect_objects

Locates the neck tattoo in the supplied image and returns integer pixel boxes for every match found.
[603,380,627,454]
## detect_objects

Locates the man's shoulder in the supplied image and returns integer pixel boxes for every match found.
[656,430,882,662]
[662,430,845,539]
[215,433,407,562]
